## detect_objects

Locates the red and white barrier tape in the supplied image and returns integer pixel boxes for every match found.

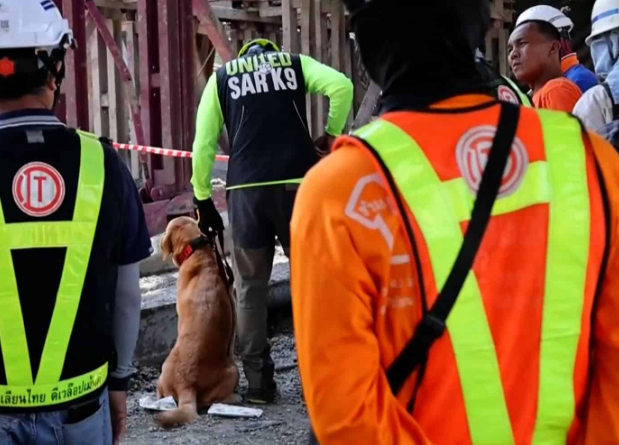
[113,142,230,162]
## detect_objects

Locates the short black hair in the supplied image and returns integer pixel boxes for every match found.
[0,49,49,101]
[525,20,562,42]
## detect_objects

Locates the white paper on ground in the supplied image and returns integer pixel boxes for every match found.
[208,403,263,418]
[139,395,178,411]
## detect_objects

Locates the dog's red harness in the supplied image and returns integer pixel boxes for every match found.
[177,233,235,290]
[177,236,210,266]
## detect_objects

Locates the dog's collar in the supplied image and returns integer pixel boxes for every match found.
[178,236,210,266]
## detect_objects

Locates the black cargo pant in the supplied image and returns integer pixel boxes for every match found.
[227,184,297,389]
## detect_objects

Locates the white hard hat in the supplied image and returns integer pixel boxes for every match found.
[516,5,574,33]
[0,0,73,54]
[587,0,619,45]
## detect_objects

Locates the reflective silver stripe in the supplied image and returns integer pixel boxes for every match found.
[293,101,309,134]
[232,106,245,145]
[0,115,66,130]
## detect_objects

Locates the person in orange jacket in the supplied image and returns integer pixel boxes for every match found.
[508,19,582,112]
[290,1,619,445]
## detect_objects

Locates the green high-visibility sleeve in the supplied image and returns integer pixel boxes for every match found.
[191,73,224,201]
[300,54,353,135]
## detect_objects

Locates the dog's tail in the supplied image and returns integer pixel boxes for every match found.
[156,389,198,429]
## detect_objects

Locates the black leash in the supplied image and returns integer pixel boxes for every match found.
[208,231,234,291]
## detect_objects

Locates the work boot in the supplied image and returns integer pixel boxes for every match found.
[244,380,278,405]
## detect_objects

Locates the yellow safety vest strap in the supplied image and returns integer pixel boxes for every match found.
[531,111,590,444]
[36,132,105,385]
[354,120,515,445]
[444,161,551,222]
[0,363,107,408]
[0,222,100,249]
[0,190,33,386]
[502,76,533,107]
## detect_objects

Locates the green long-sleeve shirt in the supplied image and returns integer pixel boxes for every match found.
[191,53,353,201]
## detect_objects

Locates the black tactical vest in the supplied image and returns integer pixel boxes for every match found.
[217,52,319,188]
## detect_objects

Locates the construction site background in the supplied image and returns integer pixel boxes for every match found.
[46,1,598,443]
[50,0,594,238]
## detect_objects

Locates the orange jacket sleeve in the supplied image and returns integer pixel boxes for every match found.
[580,132,619,444]
[290,146,433,445]
[533,78,582,113]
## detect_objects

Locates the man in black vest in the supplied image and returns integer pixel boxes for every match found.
[0,1,152,444]
[192,38,353,404]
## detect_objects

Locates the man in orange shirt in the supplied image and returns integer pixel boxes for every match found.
[516,5,598,95]
[508,20,582,111]
[291,1,619,444]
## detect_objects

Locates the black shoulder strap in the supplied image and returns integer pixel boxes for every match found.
[601,82,619,121]
[380,103,520,395]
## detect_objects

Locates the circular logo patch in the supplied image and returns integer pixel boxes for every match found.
[12,162,65,217]
[0,57,14,78]
[456,126,528,199]
[497,85,520,104]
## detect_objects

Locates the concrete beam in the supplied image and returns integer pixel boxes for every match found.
[95,0,137,9]
[211,5,282,23]
[193,0,236,62]
[259,5,283,17]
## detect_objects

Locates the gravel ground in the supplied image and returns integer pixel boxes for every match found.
[124,318,310,445]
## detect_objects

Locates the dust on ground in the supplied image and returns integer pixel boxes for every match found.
[125,318,310,445]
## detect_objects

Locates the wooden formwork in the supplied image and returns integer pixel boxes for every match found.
[57,0,521,235]
[212,0,356,136]
[51,0,364,235]
[486,0,517,77]
[61,0,519,174]
[87,10,140,178]
[77,0,363,183]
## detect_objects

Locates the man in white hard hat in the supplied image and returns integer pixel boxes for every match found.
[574,0,619,135]
[0,1,152,444]
[508,18,582,112]
[516,5,598,94]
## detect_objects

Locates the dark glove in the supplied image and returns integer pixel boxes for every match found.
[194,197,224,235]
[314,133,337,158]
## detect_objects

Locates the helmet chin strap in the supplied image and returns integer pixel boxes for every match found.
[51,61,66,110]
[37,50,66,110]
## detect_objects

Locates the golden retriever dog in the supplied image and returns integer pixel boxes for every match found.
[156,217,239,428]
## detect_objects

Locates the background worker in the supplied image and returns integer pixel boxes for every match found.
[192,38,353,404]
[0,1,152,444]
[508,19,582,111]
[476,4,531,106]
[574,0,619,136]
[291,0,619,444]
[516,5,598,94]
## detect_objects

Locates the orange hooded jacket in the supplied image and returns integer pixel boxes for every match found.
[291,95,619,445]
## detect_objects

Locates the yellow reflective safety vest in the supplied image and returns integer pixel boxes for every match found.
[0,131,107,408]
[349,108,594,444]
[501,76,533,107]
